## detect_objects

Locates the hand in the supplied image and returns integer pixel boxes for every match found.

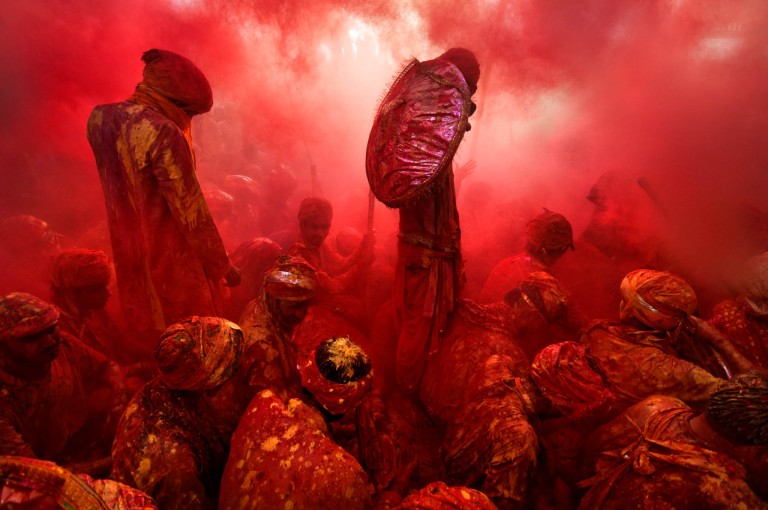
[454,159,477,184]
[224,265,241,287]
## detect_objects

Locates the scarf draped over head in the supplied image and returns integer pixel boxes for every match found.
[127,48,212,150]
[526,208,575,254]
[263,256,318,301]
[298,197,333,224]
[300,337,373,415]
[531,341,616,419]
[740,252,768,315]
[0,292,59,341]
[619,269,697,331]
[155,316,243,392]
[436,48,481,94]
[51,249,111,289]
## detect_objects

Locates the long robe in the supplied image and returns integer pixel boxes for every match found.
[87,101,231,345]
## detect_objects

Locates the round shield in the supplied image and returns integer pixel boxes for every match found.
[366,58,473,208]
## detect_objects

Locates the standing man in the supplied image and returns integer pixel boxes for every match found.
[87,49,239,357]
[366,48,480,392]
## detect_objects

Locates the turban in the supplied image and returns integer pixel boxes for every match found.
[223,174,259,199]
[0,215,58,249]
[263,256,318,301]
[298,197,333,223]
[50,249,111,289]
[395,482,496,509]
[740,252,768,315]
[436,48,480,94]
[203,188,235,217]
[300,337,373,415]
[526,209,575,253]
[506,271,568,322]
[141,49,212,115]
[156,316,243,392]
[619,269,697,331]
[531,341,616,419]
[0,293,59,341]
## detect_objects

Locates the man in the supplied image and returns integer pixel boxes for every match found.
[580,269,753,410]
[111,316,243,510]
[366,47,480,393]
[0,292,129,476]
[87,49,240,350]
[479,208,575,303]
[578,372,768,509]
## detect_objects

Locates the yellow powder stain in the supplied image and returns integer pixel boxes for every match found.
[279,459,292,470]
[137,457,152,484]
[146,434,157,444]
[283,425,299,440]
[461,490,471,500]
[290,444,299,453]
[261,436,280,451]
[345,486,355,498]
[285,501,294,510]
[242,470,258,491]
[237,459,245,469]
[240,495,250,507]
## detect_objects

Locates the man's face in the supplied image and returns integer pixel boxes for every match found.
[72,284,110,311]
[2,324,62,367]
[300,217,332,248]
[276,299,310,329]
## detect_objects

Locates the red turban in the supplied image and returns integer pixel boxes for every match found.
[50,249,111,289]
[436,48,480,94]
[141,49,212,115]
[300,336,373,415]
[156,316,243,392]
[531,341,616,419]
[263,256,318,301]
[0,292,59,341]
[619,269,697,331]
[298,197,333,223]
[526,209,575,253]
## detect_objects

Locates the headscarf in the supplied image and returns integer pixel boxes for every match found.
[436,48,480,94]
[0,292,59,341]
[223,174,259,200]
[619,269,697,331]
[531,341,616,419]
[298,197,333,224]
[155,316,242,392]
[263,256,318,301]
[50,249,111,289]
[526,208,575,254]
[203,188,235,218]
[300,336,373,415]
[140,49,212,115]
[740,252,768,315]
[506,271,568,321]
[128,49,212,150]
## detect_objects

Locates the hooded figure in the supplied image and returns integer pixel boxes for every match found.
[87,49,239,359]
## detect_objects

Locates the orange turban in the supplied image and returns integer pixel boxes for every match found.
[263,256,318,301]
[506,271,569,322]
[141,49,212,115]
[156,316,242,392]
[50,249,111,289]
[0,293,59,341]
[300,336,373,415]
[396,482,496,509]
[619,269,697,331]
[531,341,616,419]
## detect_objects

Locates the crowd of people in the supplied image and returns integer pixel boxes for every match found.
[1,46,768,510]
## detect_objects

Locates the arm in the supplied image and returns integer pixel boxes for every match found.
[688,316,754,374]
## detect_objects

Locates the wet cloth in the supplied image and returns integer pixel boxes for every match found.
[392,481,497,509]
[219,389,372,510]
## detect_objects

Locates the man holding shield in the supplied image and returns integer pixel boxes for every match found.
[366,48,480,392]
